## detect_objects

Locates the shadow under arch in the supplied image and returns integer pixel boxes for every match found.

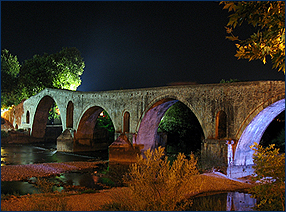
[75,106,115,150]
[233,99,285,166]
[32,95,63,139]
[136,98,204,153]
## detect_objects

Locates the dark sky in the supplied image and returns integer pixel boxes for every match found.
[1,1,285,92]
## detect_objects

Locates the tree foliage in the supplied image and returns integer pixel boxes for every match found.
[219,78,239,83]
[250,143,285,211]
[19,47,85,100]
[221,1,285,73]
[1,49,22,108]
[1,47,85,108]
[95,110,115,144]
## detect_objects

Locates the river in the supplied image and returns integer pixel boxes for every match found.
[1,143,257,211]
[1,143,108,195]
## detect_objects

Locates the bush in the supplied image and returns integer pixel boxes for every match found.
[33,177,56,193]
[104,146,199,211]
[1,130,9,138]
[250,143,285,211]
[30,193,71,211]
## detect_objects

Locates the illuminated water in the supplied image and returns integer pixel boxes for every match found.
[1,143,108,166]
[1,143,108,195]
[1,143,256,210]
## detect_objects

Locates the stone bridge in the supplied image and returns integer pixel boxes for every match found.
[3,80,285,177]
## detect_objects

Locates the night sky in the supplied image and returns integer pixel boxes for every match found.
[1,1,285,92]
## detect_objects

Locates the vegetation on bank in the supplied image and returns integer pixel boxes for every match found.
[250,142,285,211]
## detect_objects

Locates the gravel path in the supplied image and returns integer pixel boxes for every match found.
[1,161,108,181]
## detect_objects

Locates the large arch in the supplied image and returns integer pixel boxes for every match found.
[233,99,285,166]
[75,105,115,149]
[136,98,204,153]
[75,106,104,143]
[32,95,63,138]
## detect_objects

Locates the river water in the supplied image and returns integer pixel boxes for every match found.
[1,143,256,211]
[1,143,108,195]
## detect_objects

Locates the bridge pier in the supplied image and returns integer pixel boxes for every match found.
[57,129,74,152]
[109,133,144,163]
[201,139,228,165]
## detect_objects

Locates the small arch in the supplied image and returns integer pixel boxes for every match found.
[215,110,227,139]
[123,111,130,133]
[66,101,74,128]
[26,111,30,124]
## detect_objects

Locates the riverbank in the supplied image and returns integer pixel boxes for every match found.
[1,161,108,181]
[1,161,255,211]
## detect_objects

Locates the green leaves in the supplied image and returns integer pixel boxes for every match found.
[1,47,85,108]
[1,49,22,108]
[221,1,285,73]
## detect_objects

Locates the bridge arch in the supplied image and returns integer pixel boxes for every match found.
[31,95,63,138]
[75,105,115,148]
[136,96,205,152]
[233,98,285,166]
[235,94,285,139]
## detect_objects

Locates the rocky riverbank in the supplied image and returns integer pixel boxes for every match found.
[1,161,108,181]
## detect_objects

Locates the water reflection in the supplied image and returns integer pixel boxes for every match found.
[1,170,102,195]
[1,181,39,195]
[1,143,108,166]
[190,192,256,211]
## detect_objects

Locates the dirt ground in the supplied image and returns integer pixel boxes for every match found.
[1,162,255,211]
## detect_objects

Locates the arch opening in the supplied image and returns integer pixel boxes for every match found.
[233,99,285,166]
[32,96,62,143]
[26,111,30,124]
[260,111,285,152]
[123,111,130,133]
[75,106,115,151]
[66,101,74,128]
[215,110,227,139]
[136,99,204,155]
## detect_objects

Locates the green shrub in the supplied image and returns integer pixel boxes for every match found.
[104,146,199,211]
[250,143,285,211]
[33,177,56,193]
[1,130,9,138]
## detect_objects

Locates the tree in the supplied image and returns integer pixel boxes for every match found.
[1,49,22,108]
[221,1,285,73]
[19,47,85,100]
[50,47,85,90]
[250,143,285,210]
